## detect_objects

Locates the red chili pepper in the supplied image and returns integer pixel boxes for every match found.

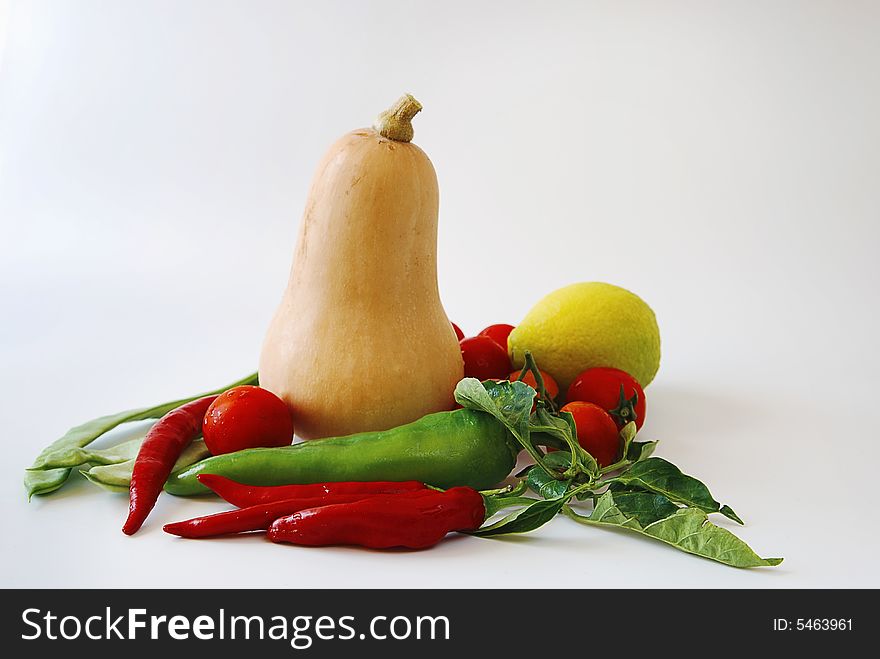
[163,492,428,538]
[122,395,217,535]
[267,487,486,549]
[196,473,428,508]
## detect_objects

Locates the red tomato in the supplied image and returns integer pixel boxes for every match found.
[460,336,511,380]
[203,386,294,455]
[478,323,515,350]
[560,401,620,467]
[451,322,465,341]
[508,369,559,401]
[566,367,647,430]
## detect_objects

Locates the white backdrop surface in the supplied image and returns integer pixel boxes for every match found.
[1,1,878,588]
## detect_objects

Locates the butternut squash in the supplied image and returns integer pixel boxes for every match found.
[259,95,464,439]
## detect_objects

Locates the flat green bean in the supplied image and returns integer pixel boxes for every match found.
[25,372,257,499]
[82,440,210,493]
[25,468,72,498]
[30,436,147,471]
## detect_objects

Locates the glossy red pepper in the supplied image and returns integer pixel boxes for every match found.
[197,473,427,508]
[123,395,217,535]
[267,486,486,549]
[162,492,436,538]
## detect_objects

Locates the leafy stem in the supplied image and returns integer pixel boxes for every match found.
[520,438,558,480]
[562,494,781,568]
[518,351,558,413]
[474,481,599,537]
[453,378,559,480]
[597,422,638,475]
[479,480,528,498]
[533,407,590,481]
[455,371,780,566]
[599,460,631,475]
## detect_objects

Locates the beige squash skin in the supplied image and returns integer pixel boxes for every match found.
[259,127,464,439]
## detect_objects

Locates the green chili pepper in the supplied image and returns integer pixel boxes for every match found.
[164,409,518,496]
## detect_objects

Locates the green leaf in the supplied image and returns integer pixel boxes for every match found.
[565,492,782,568]
[719,505,744,525]
[473,496,567,537]
[531,408,598,476]
[587,489,643,529]
[530,408,577,443]
[607,490,680,526]
[641,508,781,567]
[542,451,573,470]
[454,378,535,448]
[481,495,540,518]
[526,467,571,499]
[626,440,658,462]
[455,378,600,482]
[619,421,638,459]
[615,457,742,524]
[24,372,257,498]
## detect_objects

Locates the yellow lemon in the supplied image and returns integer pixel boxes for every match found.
[508,282,660,390]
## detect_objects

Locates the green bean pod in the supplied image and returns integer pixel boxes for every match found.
[164,409,518,496]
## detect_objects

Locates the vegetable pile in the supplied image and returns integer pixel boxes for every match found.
[23,355,781,568]
[23,94,781,569]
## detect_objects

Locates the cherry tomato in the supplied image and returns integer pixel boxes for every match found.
[451,322,465,341]
[566,367,647,430]
[508,369,559,401]
[478,323,515,350]
[560,401,620,467]
[460,336,511,380]
[203,385,294,455]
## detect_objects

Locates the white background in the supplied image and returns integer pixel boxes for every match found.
[1,1,878,588]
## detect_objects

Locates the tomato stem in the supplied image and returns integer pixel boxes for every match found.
[610,384,639,426]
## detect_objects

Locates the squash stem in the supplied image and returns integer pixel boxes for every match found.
[374,94,422,142]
